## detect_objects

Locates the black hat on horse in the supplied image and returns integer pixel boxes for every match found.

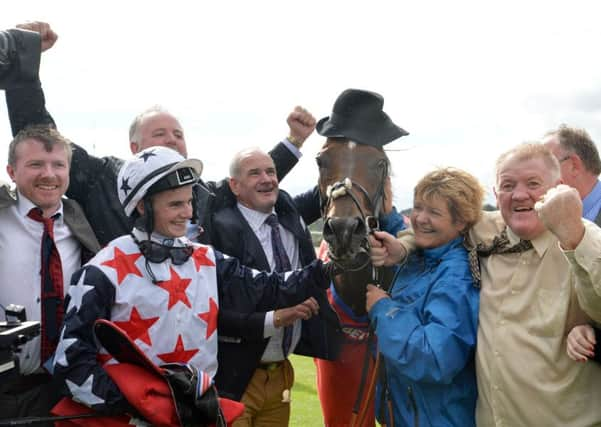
[316,88,409,148]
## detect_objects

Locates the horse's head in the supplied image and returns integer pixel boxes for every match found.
[317,137,390,271]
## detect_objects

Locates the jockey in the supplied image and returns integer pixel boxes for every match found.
[51,146,333,426]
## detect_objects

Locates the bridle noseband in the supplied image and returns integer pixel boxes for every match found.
[320,159,389,275]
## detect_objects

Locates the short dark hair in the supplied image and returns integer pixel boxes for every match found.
[8,125,73,166]
[545,124,601,175]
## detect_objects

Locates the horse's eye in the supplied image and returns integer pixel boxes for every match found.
[316,157,323,168]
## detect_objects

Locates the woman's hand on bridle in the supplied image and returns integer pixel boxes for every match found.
[369,231,407,267]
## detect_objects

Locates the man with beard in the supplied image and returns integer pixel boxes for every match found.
[0,126,99,423]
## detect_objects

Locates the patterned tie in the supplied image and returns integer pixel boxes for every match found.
[28,207,64,362]
[264,214,292,272]
[264,214,293,357]
[465,229,533,285]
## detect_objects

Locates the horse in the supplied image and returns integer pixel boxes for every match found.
[314,137,400,427]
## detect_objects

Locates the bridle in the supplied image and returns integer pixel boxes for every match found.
[319,158,389,275]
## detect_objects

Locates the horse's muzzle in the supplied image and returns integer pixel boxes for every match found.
[323,217,370,270]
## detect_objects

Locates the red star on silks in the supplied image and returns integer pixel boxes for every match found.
[113,307,160,346]
[157,267,192,309]
[157,335,199,364]
[198,298,219,339]
[101,247,143,284]
[191,246,215,271]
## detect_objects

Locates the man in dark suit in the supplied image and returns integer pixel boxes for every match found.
[211,147,342,426]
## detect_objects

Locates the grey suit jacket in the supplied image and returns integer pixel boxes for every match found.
[0,183,100,256]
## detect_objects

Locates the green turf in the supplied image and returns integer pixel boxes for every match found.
[289,354,324,426]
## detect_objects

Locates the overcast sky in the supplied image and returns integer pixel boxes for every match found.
[2,1,601,209]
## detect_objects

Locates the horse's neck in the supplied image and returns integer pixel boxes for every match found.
[333,264,395,317]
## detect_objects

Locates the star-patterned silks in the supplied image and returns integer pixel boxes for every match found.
[157,335,199,364]
[157,267,192,309]
[198,298,218,339]
[67,374,105,406]
[102,247,143,284]
[54,236,221,411]
[67,271,94,313]
[191,246,215,271]
[54,326,77,367]
[139,149,156,162]
[120,177,132,195]
[113,307,159,346]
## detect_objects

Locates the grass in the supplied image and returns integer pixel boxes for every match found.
[289,355,383,427]
[289,355,324,426]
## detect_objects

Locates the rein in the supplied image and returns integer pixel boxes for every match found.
[320,161,390,426]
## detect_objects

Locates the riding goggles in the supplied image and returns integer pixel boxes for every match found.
[137,239,194,265]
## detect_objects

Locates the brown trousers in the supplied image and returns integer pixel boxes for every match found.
[233,359,295,427]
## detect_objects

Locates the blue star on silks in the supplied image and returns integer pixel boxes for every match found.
[66,374,105,406]
[120,177,132,195]
[66,271,94,314]
[53,326,77,368]
[139,150,157,162]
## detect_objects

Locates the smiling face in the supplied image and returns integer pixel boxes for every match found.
[411,194,465,249]
[495,154,560,240]
[229,150,279,213]
[7,138,70,217]
[140,185,194,238]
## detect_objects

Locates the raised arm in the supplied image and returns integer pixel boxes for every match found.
[4,22,57,132]
[0,27,44,89]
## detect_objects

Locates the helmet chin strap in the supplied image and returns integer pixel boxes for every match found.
[141,196,159,284]
[143,197,154,240]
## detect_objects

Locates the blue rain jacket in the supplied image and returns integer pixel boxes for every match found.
[368,236,479,427]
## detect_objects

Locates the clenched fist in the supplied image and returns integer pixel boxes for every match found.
[535,184,584,250]
[16,21,58,52]
[286,106,316,147]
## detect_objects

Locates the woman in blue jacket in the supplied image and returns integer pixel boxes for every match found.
[367,167,484,427]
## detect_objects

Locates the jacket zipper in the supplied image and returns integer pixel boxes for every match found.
[407,385,419,427]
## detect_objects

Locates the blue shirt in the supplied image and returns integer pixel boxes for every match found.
[582,180,601,222]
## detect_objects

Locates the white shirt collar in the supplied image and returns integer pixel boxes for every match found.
[236,202,276,232]
[16,190,64,221]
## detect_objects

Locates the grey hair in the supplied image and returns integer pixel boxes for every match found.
[544,124,601,176]
[229,147,266,178]
[495,142,560,186]
[129,105,171,142]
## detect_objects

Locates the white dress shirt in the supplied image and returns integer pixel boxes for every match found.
[0,192,81,374]
[236,203,302,362]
